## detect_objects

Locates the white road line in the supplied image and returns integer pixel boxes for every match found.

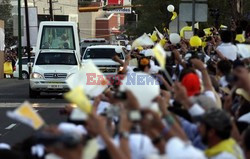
[5,124,16,130]
[0,103,66,108]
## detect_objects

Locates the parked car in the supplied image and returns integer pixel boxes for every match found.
[13,56,35,79]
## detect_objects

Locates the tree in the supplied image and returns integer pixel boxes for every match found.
[0,0,15,47]
[124,0,250,37]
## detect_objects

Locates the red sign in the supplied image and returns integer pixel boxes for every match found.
[107,0,123,5]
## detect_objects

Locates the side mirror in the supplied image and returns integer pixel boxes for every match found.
[27,62,34,67]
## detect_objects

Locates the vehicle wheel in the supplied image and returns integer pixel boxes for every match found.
[22,72,29,79]
[29,87,40,98]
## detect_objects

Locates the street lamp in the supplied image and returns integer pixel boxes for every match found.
[132,10,138,28]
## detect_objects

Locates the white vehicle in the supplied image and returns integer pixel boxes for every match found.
[82,45,125,75]
[80,38,108,57]
[29,21,81,98]
[13,56,35,79]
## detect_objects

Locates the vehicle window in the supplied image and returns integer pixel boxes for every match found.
[36,53,77,65]
[40,26,75,50]
[18,58,34,64]
[83,48,124,59]
[22,58,28,64]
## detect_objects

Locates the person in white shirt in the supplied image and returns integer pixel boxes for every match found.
[216,30,238,61]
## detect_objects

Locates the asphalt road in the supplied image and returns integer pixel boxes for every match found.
[0,79,67,103]
[0,79,69,146]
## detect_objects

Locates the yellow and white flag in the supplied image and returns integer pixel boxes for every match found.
[64,86,92,114]
[132,33,155,48]
[195,22,199,29]
[153,44,168,69]
[171,12,178,21]
[7,101,45,130]
[66,60,108,98]
[154,27,164,40]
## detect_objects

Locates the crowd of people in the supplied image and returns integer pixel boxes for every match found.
[1,24,250,159]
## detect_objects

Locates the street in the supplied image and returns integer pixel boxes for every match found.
[0,79,68,146]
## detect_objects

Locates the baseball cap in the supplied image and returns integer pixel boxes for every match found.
[198,108,232,132]
[181,73,201,97]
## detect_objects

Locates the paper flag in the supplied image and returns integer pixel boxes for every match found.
[64,86,92,114]
[6,101,45,130]
[204,28,212,35]
[66,60,108,97]
[235,34,246,43]
[154,27,164,40]
[171,12,178,21]
[194,22,199,29]
[153,44,167,69]
[132,33,155,48]
[220,25,228,29]
[119,72,160,108]
[237,44,250,59]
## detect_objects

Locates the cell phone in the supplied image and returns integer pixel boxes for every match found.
[128,111,141,121]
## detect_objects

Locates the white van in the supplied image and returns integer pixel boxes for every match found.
[82,45,125,75]
[29,21,81,98]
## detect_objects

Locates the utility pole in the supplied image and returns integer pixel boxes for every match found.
[192,0,196,33]
[24,0,31,77]
[49,0,54,21]
[18,0,22,80]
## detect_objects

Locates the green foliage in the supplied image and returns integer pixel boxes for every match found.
[0,0,15,47]
[124,0,250,37]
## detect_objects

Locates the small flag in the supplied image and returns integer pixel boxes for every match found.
[66,60,108,98]
[171,11,178,21]
[153,44,167,69]
[235,34,246,43]
[132,33,155,48]
[194,22,199,29]
[7,101,45,130]
[237,44,250,59]
[204,28,212,35]
[64,86,92,114]
[154,27,164,39]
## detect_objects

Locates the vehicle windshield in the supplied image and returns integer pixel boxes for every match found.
[83,48,124,59]
[40,26,75,50]
[36,53,77,65]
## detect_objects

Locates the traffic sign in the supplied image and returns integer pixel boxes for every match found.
[179,3,208,22]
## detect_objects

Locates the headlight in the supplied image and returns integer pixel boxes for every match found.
[30,72,43,79]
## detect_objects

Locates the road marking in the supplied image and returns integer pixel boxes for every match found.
[5,124,16,130]
[0,103,66,108]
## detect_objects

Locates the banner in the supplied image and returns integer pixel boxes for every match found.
[107,0,132,14]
